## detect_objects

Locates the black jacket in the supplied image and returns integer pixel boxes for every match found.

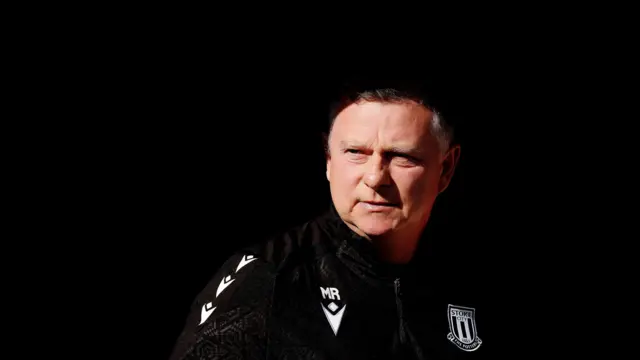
[170,206,488,359]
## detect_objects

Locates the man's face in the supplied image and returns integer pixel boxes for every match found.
[326,100,459,239]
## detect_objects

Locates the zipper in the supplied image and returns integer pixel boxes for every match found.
[394,278,406,344]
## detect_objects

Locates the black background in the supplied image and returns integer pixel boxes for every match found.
[116,70,499,359]
[71,58,555,359]
[15,18,623,358]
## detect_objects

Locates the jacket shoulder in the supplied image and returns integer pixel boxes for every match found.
[169,215,332,359]
[169,250,275,360]
[243,215,333,274]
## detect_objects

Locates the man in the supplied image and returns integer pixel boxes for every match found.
[170,79,484,359]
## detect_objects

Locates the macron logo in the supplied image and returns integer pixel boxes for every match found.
[320,286,346,335]
[236,254,257,272]
[198,254,258,326]
[199,302,216,325]
[216,275,235,298]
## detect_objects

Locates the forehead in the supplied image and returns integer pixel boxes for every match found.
[331,101,436,148]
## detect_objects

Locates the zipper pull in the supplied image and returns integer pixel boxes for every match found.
[394,278,402,297]
[394,278,406,344]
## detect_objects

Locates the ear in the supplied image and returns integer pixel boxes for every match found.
[323,132,331,181]
[326,147,332,181]
[438,144,461,193]
[326,157,331,181]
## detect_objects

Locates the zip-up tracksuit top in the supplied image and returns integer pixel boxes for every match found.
[170,206,487,359]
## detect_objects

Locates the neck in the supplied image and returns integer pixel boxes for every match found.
[344,222,421,264]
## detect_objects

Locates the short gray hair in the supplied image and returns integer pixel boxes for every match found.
[327,85,455,154]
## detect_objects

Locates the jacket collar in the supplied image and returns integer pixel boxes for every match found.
[318,204,475,303]
[320,204,414,283]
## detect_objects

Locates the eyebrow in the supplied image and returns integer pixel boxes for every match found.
[339,141,424,157]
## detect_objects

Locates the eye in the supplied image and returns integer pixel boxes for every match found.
[390,153,420,165]
[344,148,367,162]
[395,156,414,163]
[343,148,366,155]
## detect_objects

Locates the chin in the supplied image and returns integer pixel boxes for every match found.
[354,217,396,237]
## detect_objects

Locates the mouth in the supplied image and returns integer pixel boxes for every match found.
[361,201,399,210]
[363,201,397,206]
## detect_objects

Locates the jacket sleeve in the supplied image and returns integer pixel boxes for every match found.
[169,250,275,360]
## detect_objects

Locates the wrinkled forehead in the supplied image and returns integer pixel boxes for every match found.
[329,101,439,150]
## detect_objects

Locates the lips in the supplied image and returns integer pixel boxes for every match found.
[361,201,398,209]
[363,201,396,206]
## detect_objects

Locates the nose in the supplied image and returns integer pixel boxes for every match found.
[363,158,390,190]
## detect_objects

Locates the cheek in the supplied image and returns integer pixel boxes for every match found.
[332,160,360,184]
[330,161,361,199]
[398,170,437,201]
